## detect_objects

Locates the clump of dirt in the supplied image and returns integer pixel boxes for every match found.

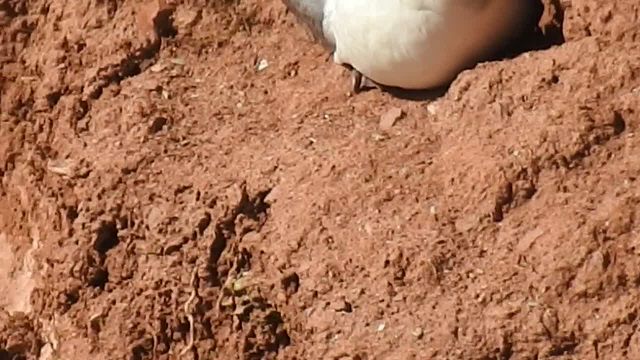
[0,311,42,360]
[1,0,640,359]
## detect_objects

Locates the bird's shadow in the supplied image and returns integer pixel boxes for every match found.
[376,84,449,102]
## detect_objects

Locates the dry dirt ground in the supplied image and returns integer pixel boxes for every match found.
[1,0,640,359]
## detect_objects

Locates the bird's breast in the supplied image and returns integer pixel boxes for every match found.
[323,0,529,89]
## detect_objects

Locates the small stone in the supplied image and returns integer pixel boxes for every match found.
[170,58,185,66]
[233,272,253,292]
[264,185,281,204]
[47,159,74,177]
[332,298,353,313]
[379,107,404,131]
[257,59,269,71]
[150,63,166,72]
[39,343,54,360]
[426,103,438,115]
[376,323,386,332]
[412,327,424,339]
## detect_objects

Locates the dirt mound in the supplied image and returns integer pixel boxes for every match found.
[1,0,639,359]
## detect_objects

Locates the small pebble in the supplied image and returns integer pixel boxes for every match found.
[379,107,404,131]
[47,159,73,177]
[150,63,166,72]
[257,59,269,71]
[170,58,185,65]
[426,103,438,115]
[332,298,353,313]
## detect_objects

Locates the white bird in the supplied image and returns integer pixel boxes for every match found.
[282,0,535,92]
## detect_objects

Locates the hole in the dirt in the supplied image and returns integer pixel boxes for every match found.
[497,0,565,59]
[241,189,272,220]
[499,335,514,360]
[234,248,253,273]
[264,311,291,348]
[131,343,150,360]
[0,349,25,360]
[612,111,626,135]
[243,333,257,353]
[281,272,300,295]
[121,61,142,78]
[0,1,27,17]
[88,267,109,288]
[66,206,79,222]
[154,8,178,38]
[64,290,79,307]
[94,221,120,254]
[617,273,628,288]
[208,228,228,286]
[207,187,272,285]
[241,310,291,358]
[105,0,118,17]
[148,116,168,134]
[88,87,103,100]
[196,212,212,235]
[176,321,191,337]
[269,331,292,352]
[264,310,283,326]
[548,342,578,356]
[46,91,61,107]
[75,99,89,120]
[210,229,227,265]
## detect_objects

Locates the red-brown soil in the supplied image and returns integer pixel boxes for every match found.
[1,0,640,359]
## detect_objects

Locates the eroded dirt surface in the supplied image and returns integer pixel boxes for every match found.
[1,0,640,359]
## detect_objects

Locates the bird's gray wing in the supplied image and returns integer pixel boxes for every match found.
[282,0,335,50]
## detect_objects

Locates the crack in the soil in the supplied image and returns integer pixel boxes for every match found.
[83,6,177,101]
[207,184,271,287]
[83,39,162,100]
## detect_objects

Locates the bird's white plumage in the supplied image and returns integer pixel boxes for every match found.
[321,0,528,89]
